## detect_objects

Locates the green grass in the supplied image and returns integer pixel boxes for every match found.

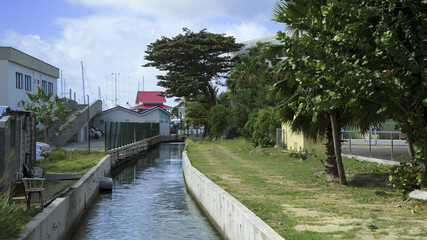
[185,138,427,239]
[39,148,106,174]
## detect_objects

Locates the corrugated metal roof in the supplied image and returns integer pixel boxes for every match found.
[0,106,9,117]
[135,91,166,104]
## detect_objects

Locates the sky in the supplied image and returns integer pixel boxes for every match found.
[0,0,284,109]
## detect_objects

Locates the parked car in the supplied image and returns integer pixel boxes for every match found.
[90,127,103,139]
[36,141,51,161]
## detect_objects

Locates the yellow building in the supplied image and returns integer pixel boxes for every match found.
[281,123,326,154]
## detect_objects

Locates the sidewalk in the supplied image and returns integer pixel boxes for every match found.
[62,137,105,151]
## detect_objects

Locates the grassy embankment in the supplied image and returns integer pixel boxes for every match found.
[186,138,427,240]
[2,149,106,239]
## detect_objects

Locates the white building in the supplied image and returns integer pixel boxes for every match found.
[0,47,59,109]
[93,106,172,136]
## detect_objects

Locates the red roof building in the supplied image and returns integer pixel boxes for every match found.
[132,91,172,112]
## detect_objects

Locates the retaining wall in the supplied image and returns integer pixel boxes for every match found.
[18,155,111,240]
[182,151,284,240]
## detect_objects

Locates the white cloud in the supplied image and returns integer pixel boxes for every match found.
[1,0,279,109]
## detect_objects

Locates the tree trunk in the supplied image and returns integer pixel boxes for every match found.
[43,128,49,144]
[330,110,347,185]
[201,84,216,107]
[401,115,415,159]
[322,122,339,177]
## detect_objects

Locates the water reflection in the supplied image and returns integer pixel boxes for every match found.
[71,143,221,240]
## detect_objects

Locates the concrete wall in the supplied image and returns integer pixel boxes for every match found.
[0,47,59,110]
[182,151,284,240]
[282,123,326,154]
[18,155,111,240]
[0,60,9,105]
[50,100,102,146]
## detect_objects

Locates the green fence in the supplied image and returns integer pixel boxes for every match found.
[105,122,160,151]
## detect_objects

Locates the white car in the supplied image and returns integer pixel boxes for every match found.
[90,127,103,139]
[36,142,51,158]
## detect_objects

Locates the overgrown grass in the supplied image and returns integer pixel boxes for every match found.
[39,148,106,174]
[185,138,427,239]
[0,195,41,239]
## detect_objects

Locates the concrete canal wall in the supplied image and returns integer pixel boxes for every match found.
[18,155,112,240]
[182,151,284,240]
[19,136,170,240]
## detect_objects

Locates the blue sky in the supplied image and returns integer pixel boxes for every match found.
[0,0,284,108]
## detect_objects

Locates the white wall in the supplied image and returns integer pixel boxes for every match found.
[93,108,171,136]
[182,152,285,240]
[0,60,9,106]
[2,61,57,109]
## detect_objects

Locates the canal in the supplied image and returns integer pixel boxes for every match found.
[71,142,222,240]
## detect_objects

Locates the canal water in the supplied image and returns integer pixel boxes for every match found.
[71,143,222,240]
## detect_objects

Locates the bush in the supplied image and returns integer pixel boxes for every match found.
[245,107,280,147]
[45,148,67,162]
[389,162,423,198]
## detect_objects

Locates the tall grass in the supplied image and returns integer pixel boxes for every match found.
[40,148,106,174]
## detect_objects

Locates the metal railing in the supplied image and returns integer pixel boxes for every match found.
[341,130,408,161]
[105,122,159,151]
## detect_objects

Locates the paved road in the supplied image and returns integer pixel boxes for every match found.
[342,139,410,163]
[62,137,105,151]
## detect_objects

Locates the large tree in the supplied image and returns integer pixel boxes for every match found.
[20,86,73,144]
[144,28,243,107]
[226,43,280,137]
[272,0,427,183]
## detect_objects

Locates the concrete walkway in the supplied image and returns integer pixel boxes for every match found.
[62,137,105,151]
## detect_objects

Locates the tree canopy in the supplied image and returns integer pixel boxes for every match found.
[143,28,243,107]
[272,0,427,184]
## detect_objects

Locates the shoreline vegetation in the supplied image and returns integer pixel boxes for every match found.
[185,138,427,239]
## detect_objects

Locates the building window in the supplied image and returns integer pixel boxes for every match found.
[25,75,32,91]
[41,80,47,93]
[16,72,23,89]
[99,119,104,125]
[48,82,53,94]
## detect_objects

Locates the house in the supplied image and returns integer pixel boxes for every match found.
[0,106,36,195]
[93,106,172,136]
[132,91,172,112]
[281,123,326,154]
[0,47,59,109]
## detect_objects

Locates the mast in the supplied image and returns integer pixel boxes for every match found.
[81,61,86,104]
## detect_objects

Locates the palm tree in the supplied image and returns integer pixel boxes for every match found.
[271,0,308,38]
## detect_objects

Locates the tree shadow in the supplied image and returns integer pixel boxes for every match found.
[348,173,391,189]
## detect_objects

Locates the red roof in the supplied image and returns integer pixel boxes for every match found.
[135,91,166,104]
[133,104,172,109]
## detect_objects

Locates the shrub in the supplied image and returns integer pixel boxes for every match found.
[389,162,423,198]
[45,148,67,162]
